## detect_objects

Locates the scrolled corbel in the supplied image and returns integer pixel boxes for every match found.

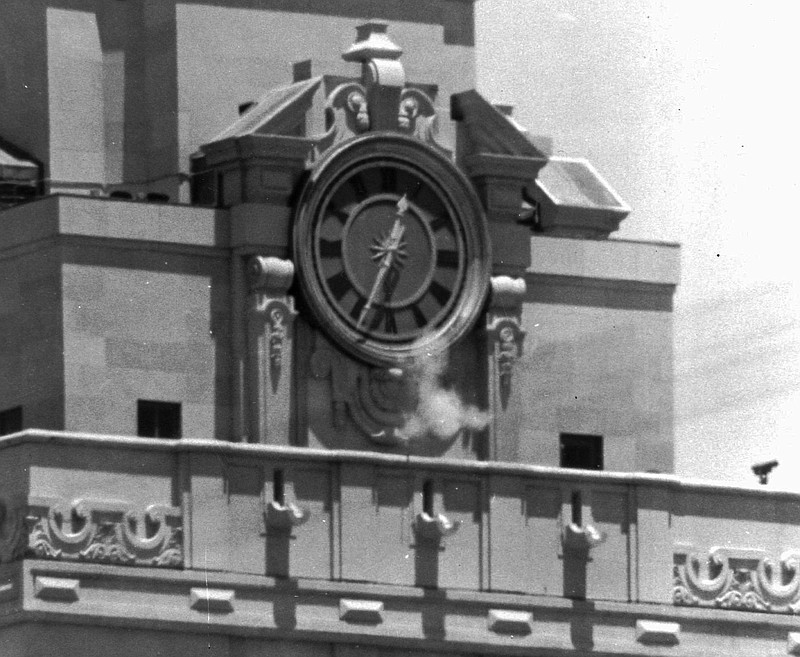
[561,522,607,552]
[247,256,297,396]
[248,256,295,296]
[264,501,311,531]
[486,276,527,410]
[413,512,461,542]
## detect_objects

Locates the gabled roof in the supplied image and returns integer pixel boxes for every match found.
[211,76,323,142]
[451,90,547,158]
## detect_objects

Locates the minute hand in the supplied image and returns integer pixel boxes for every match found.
[357,219,405,328]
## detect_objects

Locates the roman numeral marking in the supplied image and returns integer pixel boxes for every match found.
[437,249,459,268]
[410,304,427,328]
[429,215,449,232]
[350,295,367,322]
[319,239,342,258]
[349,173,368,201]
[428,280,451,307]
[369,307,398,334]
[326,271,351,301]
[380,167,397,192]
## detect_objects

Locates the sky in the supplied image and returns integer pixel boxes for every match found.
[475,0,800,490]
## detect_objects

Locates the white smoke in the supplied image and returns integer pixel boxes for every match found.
[400,348,491,441]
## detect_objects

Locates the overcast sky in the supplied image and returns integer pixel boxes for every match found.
[475,0,800,490]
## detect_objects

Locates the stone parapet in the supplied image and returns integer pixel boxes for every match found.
[0,430,796,621]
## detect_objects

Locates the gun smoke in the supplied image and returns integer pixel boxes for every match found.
[400,348,490,441]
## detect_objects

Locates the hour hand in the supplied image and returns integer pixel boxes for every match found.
[357,220,406,328]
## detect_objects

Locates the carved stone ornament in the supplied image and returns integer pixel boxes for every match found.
[561,522,607,552]
[311,336,414,446]
[316,83,445,157]
[412,512,461,543]
[25,498,183,568]
[0,498,28,563]
[673,545,800,614]
[264,501,311,531]
[486,276,526,410]
[248,256,297,393]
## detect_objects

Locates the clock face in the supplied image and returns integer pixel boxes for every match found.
[293,134,490,366]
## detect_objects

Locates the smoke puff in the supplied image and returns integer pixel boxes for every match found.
[401,349,490,441]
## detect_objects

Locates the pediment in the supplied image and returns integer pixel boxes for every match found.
[451,90,547,158]
[211,76,324,142]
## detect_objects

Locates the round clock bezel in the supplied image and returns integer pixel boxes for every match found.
[293,132,491,366]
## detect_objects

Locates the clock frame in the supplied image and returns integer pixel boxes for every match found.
[293,133,491,366]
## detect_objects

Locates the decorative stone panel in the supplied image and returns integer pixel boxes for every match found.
[26,498,183,568]
[674,544,800,614]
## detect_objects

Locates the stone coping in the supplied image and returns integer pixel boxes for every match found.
[529,234,681,286]
[2,430,797,501]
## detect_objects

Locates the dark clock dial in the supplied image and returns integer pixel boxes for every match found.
[293,134,490,366]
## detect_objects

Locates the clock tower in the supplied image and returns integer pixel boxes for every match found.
[192,21,541,458]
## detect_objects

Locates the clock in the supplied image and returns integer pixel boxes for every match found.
[293,133,490,366]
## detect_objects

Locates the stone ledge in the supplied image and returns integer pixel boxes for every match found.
[13,560,797,657]
[339,598,384,624]
[636,619,680,645]
[189,587,235,613]
[487,609,533,635]
[34,576,80,602]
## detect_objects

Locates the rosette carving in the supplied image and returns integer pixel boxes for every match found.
[673,545,800,614]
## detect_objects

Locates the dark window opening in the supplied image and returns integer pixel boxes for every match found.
[0,406,23,436]
[560,433,603,471]
[137,400,181,438]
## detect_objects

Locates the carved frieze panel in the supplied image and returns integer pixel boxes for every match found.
[25,498,183,568]
[673,545,800,614]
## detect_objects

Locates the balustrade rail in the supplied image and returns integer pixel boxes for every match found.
[1,431,798,613]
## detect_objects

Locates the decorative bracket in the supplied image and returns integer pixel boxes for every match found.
[561,522,607,552]
[264,501,311,531]
[248,256,296,394]
[412,512,460,542]
[314,21,447,158]
[559,489,607,555]
[486,276,526,411]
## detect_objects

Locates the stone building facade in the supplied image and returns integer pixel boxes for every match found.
[0,2,797,656]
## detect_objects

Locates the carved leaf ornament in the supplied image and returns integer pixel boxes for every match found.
[23,499,183,568]
[673,545,800,614]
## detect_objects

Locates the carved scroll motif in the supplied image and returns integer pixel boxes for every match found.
[24,499,183,568]
[310,336,412,446]
[673,545,800,614]
[398,87,445,152]
[314,83,446,159]
[316,82,370,155]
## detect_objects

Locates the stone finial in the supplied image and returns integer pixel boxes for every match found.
[342,20,403,62]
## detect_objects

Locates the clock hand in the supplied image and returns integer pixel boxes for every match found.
[357,218,406,328]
